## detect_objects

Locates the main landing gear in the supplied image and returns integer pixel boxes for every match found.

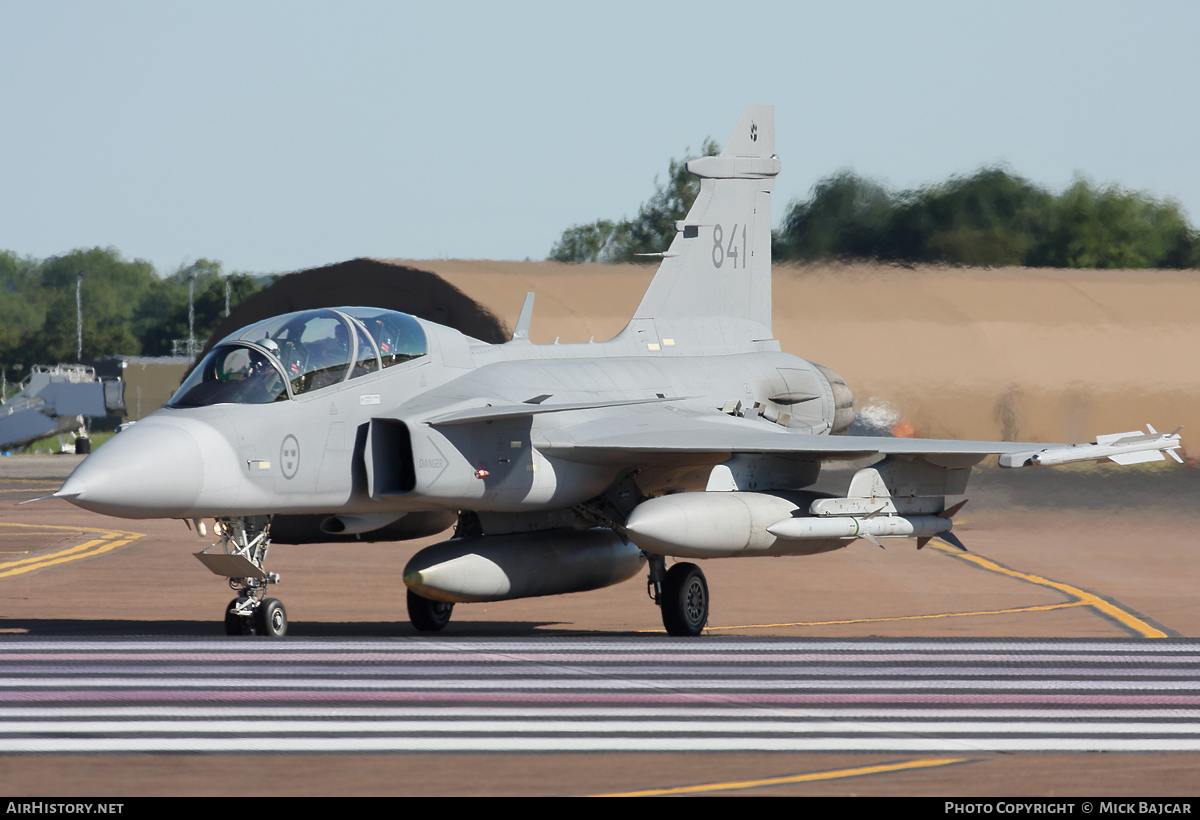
[194,516,287,637]
[646,555,709,637]
[407,589,454,632]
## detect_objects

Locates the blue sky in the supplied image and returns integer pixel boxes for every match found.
[3,1,1197,274]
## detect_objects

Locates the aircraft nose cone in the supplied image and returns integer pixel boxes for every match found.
[57,422,204,518]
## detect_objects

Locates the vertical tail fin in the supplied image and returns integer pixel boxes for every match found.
[630,105,778,352]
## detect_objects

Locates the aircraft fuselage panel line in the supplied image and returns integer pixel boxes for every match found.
[4,638,1200,754]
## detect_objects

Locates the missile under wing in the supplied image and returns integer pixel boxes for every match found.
[56,106,1184,637]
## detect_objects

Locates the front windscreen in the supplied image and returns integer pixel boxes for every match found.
[169,345,290,407]
[228,308,355,396]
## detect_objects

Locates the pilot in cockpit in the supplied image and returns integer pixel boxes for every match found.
[305,321,351,390]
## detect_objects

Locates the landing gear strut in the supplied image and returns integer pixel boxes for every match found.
[194,516,287,637]
[224,598,248,636]
[646,555,709,637]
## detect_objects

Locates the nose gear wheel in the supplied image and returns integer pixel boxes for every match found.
[199,517,288,638]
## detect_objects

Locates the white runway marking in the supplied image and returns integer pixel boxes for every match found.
[3,637,1200,754]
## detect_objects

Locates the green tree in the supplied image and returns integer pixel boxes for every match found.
[550,139,719,263]
[0,247,267,374]
[34,247,157,364]
[775,166,1200,269]
[774,170,895,262]
[898,167,1052,266]
[548,219,630,265]
[0,251,46,370]
[1030,178,1198,269]
[134,259,262,355]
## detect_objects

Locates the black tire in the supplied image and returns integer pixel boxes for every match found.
[661,562,708,637]
[408,589,454,632]
[224,598,249,636]
[253,598,288,637]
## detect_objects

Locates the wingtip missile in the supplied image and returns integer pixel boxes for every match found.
[1000,424,1184,468]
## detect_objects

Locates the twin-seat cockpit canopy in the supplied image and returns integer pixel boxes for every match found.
[169,308,426,408]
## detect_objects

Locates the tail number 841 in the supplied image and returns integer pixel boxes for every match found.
[712,223,748,269]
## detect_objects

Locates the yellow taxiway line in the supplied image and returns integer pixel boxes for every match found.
[0,482,59,494]
[591,756,972,796]
[647,541,1166,638]
[0,522,144,578]
[699,599,1090,633]
[927,542,1168,639]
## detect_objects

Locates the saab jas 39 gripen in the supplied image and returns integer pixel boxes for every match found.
[56,106,1184,637]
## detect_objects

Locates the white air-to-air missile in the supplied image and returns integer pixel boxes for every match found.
[998,425,1184,467]
[54,106,1185,638]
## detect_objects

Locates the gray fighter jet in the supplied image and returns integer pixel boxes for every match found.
[56,106,1184,637]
